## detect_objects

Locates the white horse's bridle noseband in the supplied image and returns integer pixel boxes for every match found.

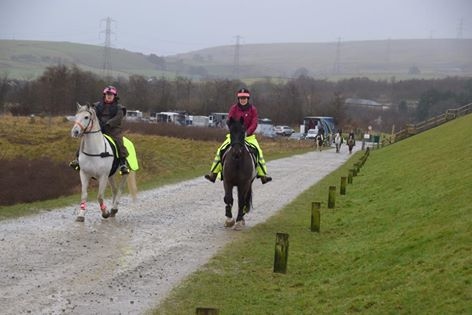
[73,109,99,136]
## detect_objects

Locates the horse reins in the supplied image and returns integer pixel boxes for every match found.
[75,109,112,158]
[74,109,101,135]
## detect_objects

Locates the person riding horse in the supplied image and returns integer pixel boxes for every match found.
[70,86,129,174]
[204,88,272,184]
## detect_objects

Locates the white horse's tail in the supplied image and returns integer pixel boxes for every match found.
[127,171,138,201]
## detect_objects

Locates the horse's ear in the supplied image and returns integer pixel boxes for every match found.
[227,117,234,127]
[76,102,82,110]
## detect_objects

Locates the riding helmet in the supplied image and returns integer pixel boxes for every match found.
[103,86,118,95]
[237,88,250,99]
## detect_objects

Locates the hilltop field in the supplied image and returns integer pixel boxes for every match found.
[1,38,471,80]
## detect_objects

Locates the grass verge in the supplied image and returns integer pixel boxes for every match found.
[153,115,472,314]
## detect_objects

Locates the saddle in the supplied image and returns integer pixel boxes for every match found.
[221,141,258,169]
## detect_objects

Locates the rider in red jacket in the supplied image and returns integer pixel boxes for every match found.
[204,88,272,184]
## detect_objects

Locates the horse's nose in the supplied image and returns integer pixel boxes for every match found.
[71,129,79,138]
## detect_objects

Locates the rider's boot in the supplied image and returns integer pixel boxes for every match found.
[204,172,217,183]
[260,175,272,184]
[69,159,80,171]
[119,158,129,175]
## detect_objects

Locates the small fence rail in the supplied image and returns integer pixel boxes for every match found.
[392,103,472,143]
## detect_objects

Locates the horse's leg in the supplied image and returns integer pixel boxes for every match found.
[234,185,250,231]
[97,175,110,218]
[76,172,90,222]
[110,173,128,217]
[223,184,235,227]
[108,175,119,217]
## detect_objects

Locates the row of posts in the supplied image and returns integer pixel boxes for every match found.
[197,148,371,314]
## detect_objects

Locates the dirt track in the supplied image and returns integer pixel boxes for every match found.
[0,145,358,315]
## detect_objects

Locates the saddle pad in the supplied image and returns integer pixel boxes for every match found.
[123,137,139,171]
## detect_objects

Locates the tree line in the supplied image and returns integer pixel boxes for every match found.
[1,64,471,131]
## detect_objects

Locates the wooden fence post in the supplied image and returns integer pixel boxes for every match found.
[311,202,321,232]
[348,170,353,184]
[340,177,347,195]
[328,186,336,208]
[196,307,219,315]
[273,233,289,274]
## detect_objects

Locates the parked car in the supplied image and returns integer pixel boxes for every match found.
[288,132,305,140]
[274,125,295,136]
[305,129,318,139]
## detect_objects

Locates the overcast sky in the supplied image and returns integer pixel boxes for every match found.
[0,0,470,56]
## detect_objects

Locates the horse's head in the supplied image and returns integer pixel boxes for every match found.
[71,103,99,138]
[227,117,246,147]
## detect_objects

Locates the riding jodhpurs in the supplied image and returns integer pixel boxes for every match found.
[209,134,268,177]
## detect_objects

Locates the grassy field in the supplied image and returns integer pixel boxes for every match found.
[0,115,312,219]
[152,114,472,314]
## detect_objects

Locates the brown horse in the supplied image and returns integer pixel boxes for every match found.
[222,117,256,230]
[347,137,355,154]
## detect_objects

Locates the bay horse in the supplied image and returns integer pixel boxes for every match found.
[222,117,257,230]
[347,137,355,154]
[70,103,138,222]
[315,133,324,151]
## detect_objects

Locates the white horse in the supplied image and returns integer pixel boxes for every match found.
[334,132,342,153]
[71,103,137,222]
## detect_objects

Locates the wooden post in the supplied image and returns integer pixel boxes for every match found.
[340,177,347,195]
[354,163,360,173]
[348,170,353,184]
[328,186,336,208]
[311,202,321,232]
[196,308,219,315]
[273,233,289,274]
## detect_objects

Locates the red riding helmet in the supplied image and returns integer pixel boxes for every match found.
[237,88,250,99]
[103,86,118,95]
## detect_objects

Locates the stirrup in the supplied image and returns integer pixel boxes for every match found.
[119,164,129,175]
[69,160,80,171]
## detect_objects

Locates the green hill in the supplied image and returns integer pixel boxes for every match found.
[1,38,471,80]
[154,114,472,314]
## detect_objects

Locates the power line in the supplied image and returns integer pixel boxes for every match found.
[233,35,241,80]
[100,17,115,79]
[332,37,341,75]
[457,18,464,39]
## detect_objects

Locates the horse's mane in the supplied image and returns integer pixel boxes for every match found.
[227,117,246,143]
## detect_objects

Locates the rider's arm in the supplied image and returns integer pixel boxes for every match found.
[106,105,125,128]
[246,106,258,136]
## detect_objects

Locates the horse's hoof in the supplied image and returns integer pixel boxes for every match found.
[102,211,110,219]
[75,216,85,222]
[234,220,244,231]
[224,218,235,228]
[110,209,118,217]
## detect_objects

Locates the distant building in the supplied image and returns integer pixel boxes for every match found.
[344,98,390,110]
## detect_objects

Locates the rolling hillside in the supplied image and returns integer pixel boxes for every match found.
[1,38,471,80]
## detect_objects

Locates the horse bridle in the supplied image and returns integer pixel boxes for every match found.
[74,109,101,136]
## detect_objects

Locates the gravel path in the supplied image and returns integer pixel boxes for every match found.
[0,145,358,315]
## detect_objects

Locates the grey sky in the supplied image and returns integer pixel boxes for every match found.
[0,0,470,56]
